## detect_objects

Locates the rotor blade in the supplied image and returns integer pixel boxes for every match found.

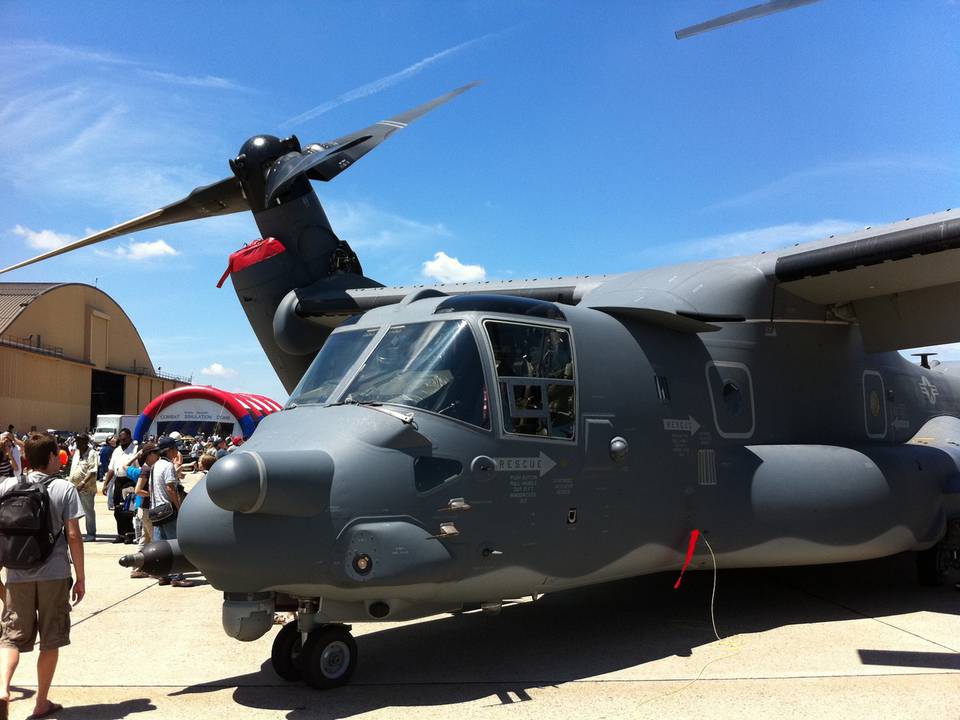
[265,81,480,205]
[1,175,247,275]
[675,0,821,40]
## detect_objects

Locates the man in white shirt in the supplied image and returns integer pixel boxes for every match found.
[101,428,138,543]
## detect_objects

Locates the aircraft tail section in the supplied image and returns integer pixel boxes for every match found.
[225,193,381,393]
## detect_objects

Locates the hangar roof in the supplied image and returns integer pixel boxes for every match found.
[0,282,60,334]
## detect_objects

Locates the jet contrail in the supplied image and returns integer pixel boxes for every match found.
[281,32,500,128]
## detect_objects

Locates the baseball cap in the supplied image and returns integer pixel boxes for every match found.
[155,435,177,454]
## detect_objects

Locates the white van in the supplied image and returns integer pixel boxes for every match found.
[91,414,139,444]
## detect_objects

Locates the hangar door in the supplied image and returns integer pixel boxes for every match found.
[90,370,125,429]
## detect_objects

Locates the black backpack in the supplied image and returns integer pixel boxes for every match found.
[0,477,63,570]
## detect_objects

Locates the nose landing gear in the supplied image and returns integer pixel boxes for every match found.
[271,620,358,689]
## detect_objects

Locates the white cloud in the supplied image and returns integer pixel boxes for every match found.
[2,40,136,68]
[636,220,864,267]
[326,200,450,250]
[422,251,486,283]
[281,30,500,127]
[200,362,237,378]
[706,158,955,212]
[12,224,77,251]
[96,239,179,261]
[139,70,248,91]
[0,43,235,219]
[680,220,864,258]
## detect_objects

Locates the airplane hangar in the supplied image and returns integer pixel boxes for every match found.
[0,282,189,432]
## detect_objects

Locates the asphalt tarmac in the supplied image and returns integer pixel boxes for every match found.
[7,487,958,719]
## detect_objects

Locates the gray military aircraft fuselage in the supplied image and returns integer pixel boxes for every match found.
[5,84,959,689]
[183,254,960,625]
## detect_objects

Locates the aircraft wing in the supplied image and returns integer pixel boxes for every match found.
[774,208,960,351]
[294,272,731,336]
[294,275,611,326]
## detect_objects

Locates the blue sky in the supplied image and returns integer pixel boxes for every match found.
[1,1,958,402]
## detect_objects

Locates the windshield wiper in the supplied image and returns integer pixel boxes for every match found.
[328,398,416,425]
[327,399,382,408]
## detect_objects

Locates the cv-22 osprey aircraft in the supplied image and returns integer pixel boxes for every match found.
[4,83,960,690]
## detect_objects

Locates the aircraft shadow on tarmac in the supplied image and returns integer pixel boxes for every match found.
[172,552,958,719]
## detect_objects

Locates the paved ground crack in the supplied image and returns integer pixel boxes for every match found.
[769,576,959,654]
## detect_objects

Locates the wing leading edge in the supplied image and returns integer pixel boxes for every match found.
[293,275,610,325]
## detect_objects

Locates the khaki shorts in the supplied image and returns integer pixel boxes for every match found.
[0,578,72,652]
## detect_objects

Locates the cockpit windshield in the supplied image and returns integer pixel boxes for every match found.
[287,327,379,406]
[340,320,490,429]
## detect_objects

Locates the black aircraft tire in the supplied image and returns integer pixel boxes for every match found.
[271,621,304,682]
[300,625,358,690]
[916,545,947,587]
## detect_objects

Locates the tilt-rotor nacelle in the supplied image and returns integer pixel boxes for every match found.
[229,134,307,213]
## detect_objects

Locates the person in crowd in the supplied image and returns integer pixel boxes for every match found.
[198,453,217,474]
[0,434,17,479]
[67,433,98,542]
[97,435,116,484]
[227,435,244,454]
[150,436,194,587]
[0,432,85,720]
[212,437,228,460]
[102,428,138,544]
[1,430,23,479]
[56,442,69,479]
[127,443,157,579]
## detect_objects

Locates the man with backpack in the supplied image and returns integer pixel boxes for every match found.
[0,432,85,720]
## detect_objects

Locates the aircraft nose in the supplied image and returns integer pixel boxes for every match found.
[206,449,334,516]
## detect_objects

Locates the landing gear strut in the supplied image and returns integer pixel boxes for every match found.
[270,620,358,689]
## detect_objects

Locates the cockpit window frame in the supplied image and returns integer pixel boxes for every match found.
[315,325,386,408]
[480,317,579,444]
[327,318,495,434]
[285,325,382,409]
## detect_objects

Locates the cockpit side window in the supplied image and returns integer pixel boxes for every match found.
[485,321,576,439]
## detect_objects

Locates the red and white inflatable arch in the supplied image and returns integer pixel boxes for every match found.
[133,385,283,442]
